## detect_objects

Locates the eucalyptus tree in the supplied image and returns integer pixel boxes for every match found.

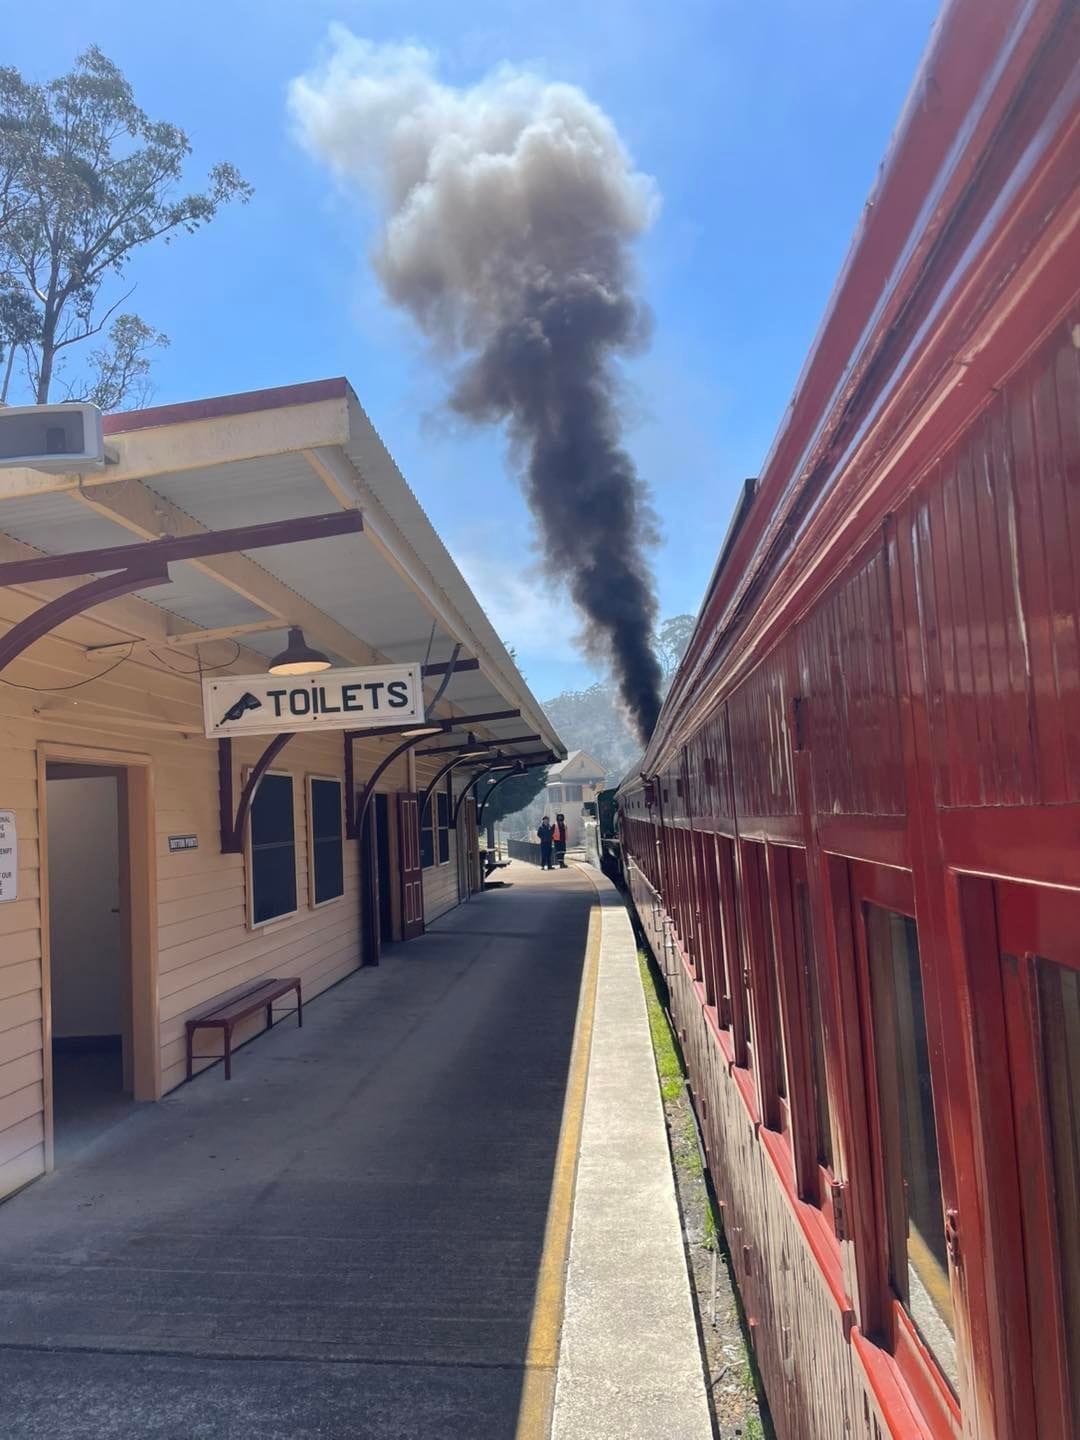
[0,46,251,405]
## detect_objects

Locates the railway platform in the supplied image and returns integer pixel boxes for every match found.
[0,859,710,1440]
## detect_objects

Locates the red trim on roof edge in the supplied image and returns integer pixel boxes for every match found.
[103,377,349,435]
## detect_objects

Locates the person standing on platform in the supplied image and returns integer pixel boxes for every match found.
[537,816,553,870]
[552,813,568,868]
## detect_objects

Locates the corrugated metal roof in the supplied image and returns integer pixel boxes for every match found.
[0,407,564,755]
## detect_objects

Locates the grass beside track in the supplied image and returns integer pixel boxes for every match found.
[637,947,773,1440]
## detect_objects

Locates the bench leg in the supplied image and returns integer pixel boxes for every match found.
[266,1002,273,1032]
[224,1025,233,1081]
[186,1030,193,1082]
[296,987,303,1028]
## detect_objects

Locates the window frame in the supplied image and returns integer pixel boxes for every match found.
[436,780,451,866]
[849,860,960,1434]
[773,845,840,1217]
[692,830,730,1025]
[992,879,1080,1440]
[245,768,299,930]
[717,835,749,1065]
[307,774,345,909]
[738,838,787,1133]
[420,793,434,869]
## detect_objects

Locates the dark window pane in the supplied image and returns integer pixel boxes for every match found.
[314,837,344,904]
[311,777,341,841]
[251,772,293,846]
[251,775,296,923]
[765,909,787,1102]
[865,904,957,1391]
[420,801,435,869]
[310,779,344,903]
[797,882,834,1170]
[437,791,450,864]
[748,844,786,1104]
[252,844,297,923]
[1035,955,1080,1428]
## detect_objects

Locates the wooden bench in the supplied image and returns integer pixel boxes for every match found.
[185,977,302,1081]
[479,848,510,878]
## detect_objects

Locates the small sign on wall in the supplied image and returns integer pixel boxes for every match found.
[0,810,17,902]
[168,835,198,853]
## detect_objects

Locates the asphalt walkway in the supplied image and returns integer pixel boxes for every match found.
[0,860,710,1439]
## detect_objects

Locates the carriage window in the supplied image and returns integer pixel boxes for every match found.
[1035,955,1080,1426]
[865,905,957,1391]
[796,882,834,1170]
[745,843,785,1103]
[765,896,787,1103]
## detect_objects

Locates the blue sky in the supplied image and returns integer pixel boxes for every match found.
[5,1,940,699]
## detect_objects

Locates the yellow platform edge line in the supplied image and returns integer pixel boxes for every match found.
[514,890,603,1440]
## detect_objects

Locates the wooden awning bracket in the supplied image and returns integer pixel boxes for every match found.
[218,733,296,854]
[418,735,543,820]
[343,706,523,842]
[0,510,363,676]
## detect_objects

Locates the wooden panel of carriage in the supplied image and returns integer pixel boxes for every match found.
[621,313,1080,1440]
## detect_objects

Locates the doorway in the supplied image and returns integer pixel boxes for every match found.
[375,793,393,943]
[44,764,131,1162]
[39,746,159,1170]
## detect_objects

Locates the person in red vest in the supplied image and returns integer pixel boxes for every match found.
[552,813,568,868]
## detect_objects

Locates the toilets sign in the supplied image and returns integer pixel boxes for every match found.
[0,811,16,903]
[202,662,425,739]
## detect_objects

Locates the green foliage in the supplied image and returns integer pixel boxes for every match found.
[0,46,251,404]
[655,612,696,678]
[637,950,684,1102]
[77,313,168,410]
[539,615,700,782]
[477,764,548,827]
[544,679,640,779]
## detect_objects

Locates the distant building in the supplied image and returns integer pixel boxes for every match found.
[544,750,606,846]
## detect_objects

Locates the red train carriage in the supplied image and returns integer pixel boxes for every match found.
[618,3,1080,1438]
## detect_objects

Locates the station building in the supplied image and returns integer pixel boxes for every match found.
[543,749,606,846]
[0,378,562,1201]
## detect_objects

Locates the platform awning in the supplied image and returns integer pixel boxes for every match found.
[0,378,563,756]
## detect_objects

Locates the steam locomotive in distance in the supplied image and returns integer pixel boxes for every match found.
[581,788,622,887]
[616,4,1080,1439]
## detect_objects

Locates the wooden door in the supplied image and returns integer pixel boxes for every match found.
[397,791,424,939]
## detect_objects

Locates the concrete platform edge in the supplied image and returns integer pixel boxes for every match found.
[551,866,713,1440]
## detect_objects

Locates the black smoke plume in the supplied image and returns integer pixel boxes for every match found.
[290,34,664,739]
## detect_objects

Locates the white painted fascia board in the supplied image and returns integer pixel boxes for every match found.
[0,396,349,502]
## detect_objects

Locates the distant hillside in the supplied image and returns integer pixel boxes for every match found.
[540,614,696,785]
[541,681,640,782]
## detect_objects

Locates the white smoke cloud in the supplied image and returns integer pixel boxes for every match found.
[289,31,659,351]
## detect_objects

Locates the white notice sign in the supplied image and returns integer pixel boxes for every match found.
[0,810,16,903]
[203,663,425,739]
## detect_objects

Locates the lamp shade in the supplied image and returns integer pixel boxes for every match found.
[268,627,332,676]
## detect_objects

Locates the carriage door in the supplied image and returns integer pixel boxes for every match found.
[397,791,424,940]
[973,880,1080,1440]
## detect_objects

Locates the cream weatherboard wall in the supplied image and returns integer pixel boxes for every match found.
[0,596,431,1202]
[422,827,460,925]
[413,760,469,926]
